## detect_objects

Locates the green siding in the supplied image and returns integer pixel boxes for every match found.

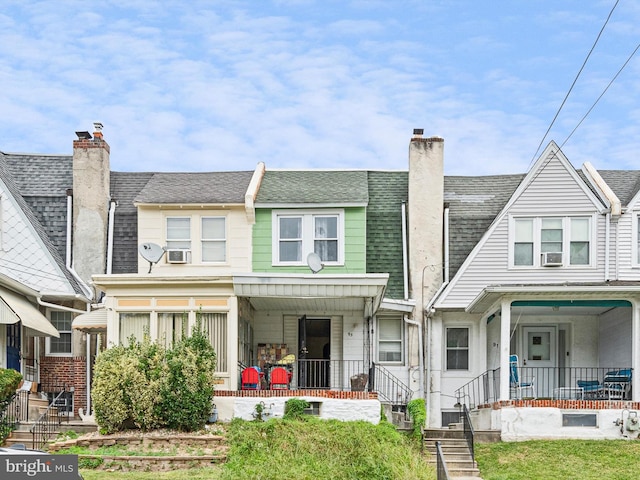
[252,207,366,273]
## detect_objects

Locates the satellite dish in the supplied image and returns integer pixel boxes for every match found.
[307,252,324,274]
[139,243,166,273]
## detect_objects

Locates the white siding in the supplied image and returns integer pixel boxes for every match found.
[137,206,252,275]
[615,206,640,280]
[439,151,608,308]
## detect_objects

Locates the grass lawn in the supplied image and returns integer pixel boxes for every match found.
[78,417,432,480]
[476,439,640,480]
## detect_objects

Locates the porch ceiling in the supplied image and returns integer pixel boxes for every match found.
[468,283,640,315]
[233,273,388,315]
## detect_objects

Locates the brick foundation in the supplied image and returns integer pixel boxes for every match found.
[478,399,640,410]
[215,389,377,400]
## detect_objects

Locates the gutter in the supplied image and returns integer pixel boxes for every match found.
[402,202,409,300]
[404,315,424,398]
[106,200,116,275]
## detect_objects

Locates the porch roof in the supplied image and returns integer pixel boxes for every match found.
[467,282,640,314]
[0,286,59,337]
[72,308,107,332]
[233,273,388,316]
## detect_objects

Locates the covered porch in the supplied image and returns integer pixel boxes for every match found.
[232,273,413,408]
[455,283,640,440]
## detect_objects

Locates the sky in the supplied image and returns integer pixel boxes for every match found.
[0,1,639,175]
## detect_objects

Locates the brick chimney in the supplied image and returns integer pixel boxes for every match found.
[408,131,444,316]
[72,122,110,286]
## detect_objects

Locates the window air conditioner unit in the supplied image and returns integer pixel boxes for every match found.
[541,252,563,266]
[166,249,189,264]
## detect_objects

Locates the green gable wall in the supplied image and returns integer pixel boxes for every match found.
[252,207,367,273]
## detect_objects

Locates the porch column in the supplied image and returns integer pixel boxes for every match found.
[633,300,640,403]
[499,299,511,401]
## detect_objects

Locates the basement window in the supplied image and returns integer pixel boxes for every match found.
[304,401,321,416]
[562,413,597,427]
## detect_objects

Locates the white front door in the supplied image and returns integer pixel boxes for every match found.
[522,326,557,397]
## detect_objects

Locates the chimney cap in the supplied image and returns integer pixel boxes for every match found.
[93,122,103,132]
[413,128,424,137]
[75,131,92,140]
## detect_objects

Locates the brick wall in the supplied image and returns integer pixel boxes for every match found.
[39,356,87,417]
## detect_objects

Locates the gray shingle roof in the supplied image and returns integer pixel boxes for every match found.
[0,152,83,295]
[444,174,525,277]
[111,172,154,273]
[256,170,369,205]
[597,170,640,206]
[134,171,254,204]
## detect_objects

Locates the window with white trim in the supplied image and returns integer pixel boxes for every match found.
[377,315,403,363]
[511,216,592,267]
[201,217,226,262]
[446,327,469,370]
[46,311,72,355]
[166,217,191,250]
[119,312,150,346]
[273,210,344,265]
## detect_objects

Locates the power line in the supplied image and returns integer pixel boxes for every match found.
[528,0,620,169]
[561,41,640,149]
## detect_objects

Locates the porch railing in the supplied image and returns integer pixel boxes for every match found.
[1,393,19,444]
[31,388,67,451]
[435,441,451,480]
[461,404,475,465]
[241,360,412,405]
[455,366,634,409]
[455,368,500,410]
[369,363,413,405]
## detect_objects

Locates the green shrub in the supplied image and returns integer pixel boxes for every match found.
[92,317,217,434]
[283,398,309,420]
[159,318,216,431]
[407,398,426,439]
[0,368,22,403]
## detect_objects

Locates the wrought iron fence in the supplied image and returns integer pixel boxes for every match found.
[435,441,451,480]
[0,393,19,444]
[369,363,412,405]
[30,389,68,451]
[456,365,634,408]
[461,404,475,465]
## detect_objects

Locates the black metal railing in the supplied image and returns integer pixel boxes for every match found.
[455,365,634,408]
[1,393,19,444]
[515,366,633,400]
[369,363,413,405]
[240,360,412,405]
[435,441,451,480]
[30,388,67,451]
[461,404,475,465]
[455,368,500,410]
[22,357,39,383]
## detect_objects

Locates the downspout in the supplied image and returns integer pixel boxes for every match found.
[106,200,116,275]
[404,315,424,398]
[605,212,610,281]
[66,190,73,269]
[402,202,409,300]
[424,203,450,415]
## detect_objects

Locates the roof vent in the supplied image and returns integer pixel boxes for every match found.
[413,128,424,138]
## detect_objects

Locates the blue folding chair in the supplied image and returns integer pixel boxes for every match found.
[510,354,536,399]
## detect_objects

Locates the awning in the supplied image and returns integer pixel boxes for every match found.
[72,309,107,332]
[0,287,59,337]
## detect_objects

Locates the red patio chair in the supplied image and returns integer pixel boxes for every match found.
[241,367,261,390]
[270,366,290,390]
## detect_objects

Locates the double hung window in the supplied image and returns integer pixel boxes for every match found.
[512,216,591,267]
[377,315,403,363]
[166,217,191,250]
[274,211,343,265]
[446,327,469,370]
[47,311,72,355]
[201,217,226,262]
[119,313,150,346]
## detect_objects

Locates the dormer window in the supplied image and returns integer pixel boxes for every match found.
[511,216,592,267]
